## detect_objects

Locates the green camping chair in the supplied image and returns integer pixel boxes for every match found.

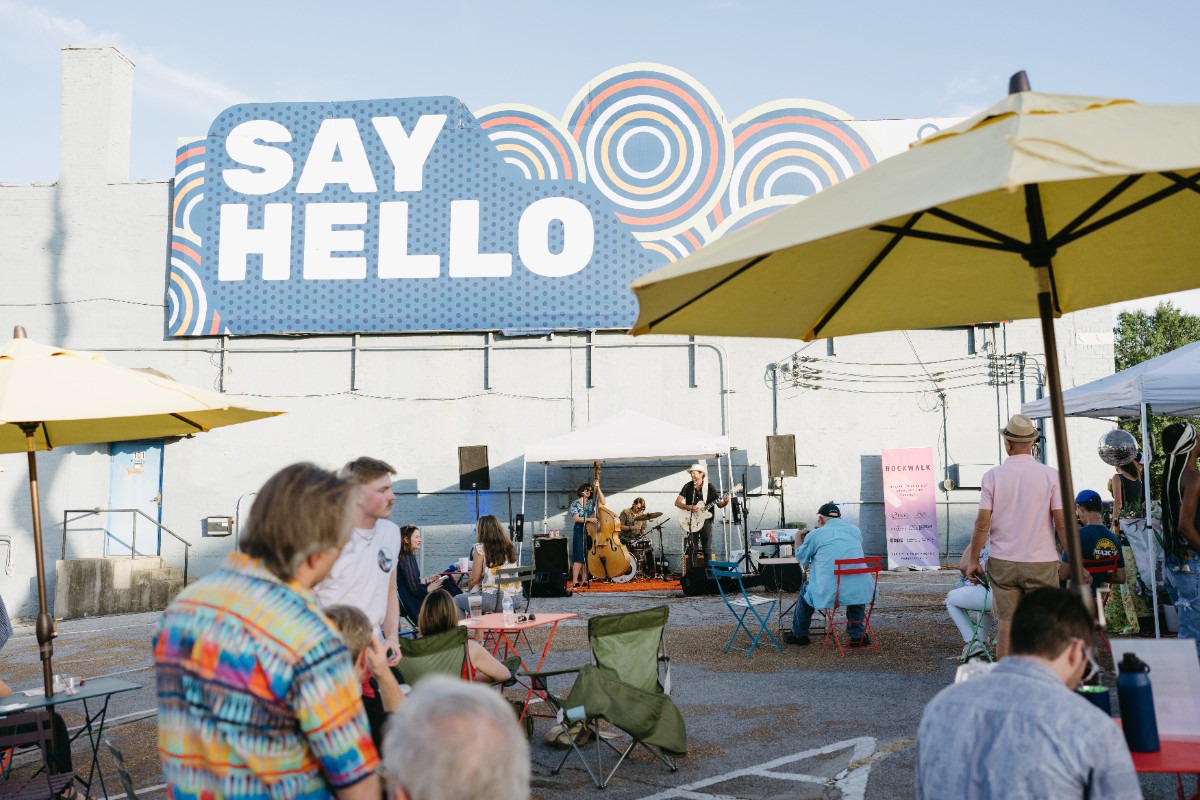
[397,626,528,737]
[524,605,685,789]
[397,626,473,684]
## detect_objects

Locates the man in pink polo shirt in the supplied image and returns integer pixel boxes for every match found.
[961,414,1068,658]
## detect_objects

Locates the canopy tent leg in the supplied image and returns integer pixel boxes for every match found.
[543,464,549,538]
[519,459,528,564]
[1141,402,1160,638]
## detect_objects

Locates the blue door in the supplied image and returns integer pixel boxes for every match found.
[107,441,164,556]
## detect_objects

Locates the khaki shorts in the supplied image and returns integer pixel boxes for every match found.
[987,557,1059,622]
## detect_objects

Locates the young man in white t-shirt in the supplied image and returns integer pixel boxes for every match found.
[315,457,402,664]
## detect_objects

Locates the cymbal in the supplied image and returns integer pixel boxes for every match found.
[635,512,663,521]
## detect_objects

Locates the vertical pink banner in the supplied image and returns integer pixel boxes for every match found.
[881,447,939,569]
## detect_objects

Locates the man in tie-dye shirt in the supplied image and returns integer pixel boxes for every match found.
[155,463,380,800]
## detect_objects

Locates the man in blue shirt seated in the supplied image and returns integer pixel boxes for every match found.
[917,587,1141,800]
[783,501,873,647]
[1066,489,1126,586]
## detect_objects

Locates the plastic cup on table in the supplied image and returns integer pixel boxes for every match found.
[468,594,482,619]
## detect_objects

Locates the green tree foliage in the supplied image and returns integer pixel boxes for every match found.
[1113,302,1200,490]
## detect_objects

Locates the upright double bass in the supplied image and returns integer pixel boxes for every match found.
[585,461,633,582]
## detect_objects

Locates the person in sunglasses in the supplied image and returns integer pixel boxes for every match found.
[917,587,1140,800]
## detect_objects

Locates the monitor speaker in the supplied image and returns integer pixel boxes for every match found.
[766,434,797,479]
[458,445,490,491]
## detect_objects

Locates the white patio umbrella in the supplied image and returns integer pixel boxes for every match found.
[0,326,284,698]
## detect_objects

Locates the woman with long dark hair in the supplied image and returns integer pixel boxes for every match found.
[454,515,519,615]
[1161,422,1200,652]
[396,525,457,622]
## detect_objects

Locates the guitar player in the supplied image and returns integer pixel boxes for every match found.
[675,461,730,569]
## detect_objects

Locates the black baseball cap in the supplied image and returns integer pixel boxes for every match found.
[817,501,840,518]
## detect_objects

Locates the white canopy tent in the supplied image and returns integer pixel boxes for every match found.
[1021,339,1200,637]
[522,409,733,558]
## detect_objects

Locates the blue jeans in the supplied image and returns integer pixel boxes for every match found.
[792,579,865,640]
[1168,563,1200,657]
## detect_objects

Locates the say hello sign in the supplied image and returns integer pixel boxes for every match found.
[167,64,936,336]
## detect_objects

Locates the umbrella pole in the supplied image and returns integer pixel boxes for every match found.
[20,424,55,700]
[1034,276,1094,617]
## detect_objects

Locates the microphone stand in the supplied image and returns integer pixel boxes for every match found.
[648,520,669,580]
[733,475,757,575]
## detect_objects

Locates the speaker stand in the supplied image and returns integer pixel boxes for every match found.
[472,483,480,522]
[777,475,786,529]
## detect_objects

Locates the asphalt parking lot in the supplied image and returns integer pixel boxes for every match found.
[0,570,1189,799]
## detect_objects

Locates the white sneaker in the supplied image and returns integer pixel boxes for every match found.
[961,642,987,662]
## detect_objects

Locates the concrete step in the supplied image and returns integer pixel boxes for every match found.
[54,557,185,619]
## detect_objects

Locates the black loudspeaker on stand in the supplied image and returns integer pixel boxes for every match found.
[530,536,570,597]
[766,434,797,528]
[458,445,489,520]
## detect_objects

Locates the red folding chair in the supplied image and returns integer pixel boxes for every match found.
[821,556,882,656]
[1083,555,1120,656]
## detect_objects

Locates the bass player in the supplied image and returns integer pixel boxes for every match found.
[675,461,730,567]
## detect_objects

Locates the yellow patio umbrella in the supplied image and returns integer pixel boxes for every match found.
[0,326,284,698]
[631,73,1200,607]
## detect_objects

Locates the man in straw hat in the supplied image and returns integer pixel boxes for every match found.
[961,414,1069,658]
[675,461,730,569]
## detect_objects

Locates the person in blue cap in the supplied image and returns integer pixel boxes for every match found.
[783,501,872,647]
[1065,489,1125,586]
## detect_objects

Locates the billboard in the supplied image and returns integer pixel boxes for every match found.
[168,64,951,336]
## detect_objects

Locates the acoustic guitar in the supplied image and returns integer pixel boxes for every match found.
[678,484,742,533]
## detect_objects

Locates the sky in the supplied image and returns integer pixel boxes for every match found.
[3,0,1199,314]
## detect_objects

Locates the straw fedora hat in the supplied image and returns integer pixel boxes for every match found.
[1000,413,1040,443]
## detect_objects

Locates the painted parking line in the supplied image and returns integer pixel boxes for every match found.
[637,736,889,800]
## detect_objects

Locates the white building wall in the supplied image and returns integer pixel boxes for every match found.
[0,46,1116,619]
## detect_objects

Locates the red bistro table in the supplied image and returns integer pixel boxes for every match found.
[460,612,575,720]
[1117,721,1200,800]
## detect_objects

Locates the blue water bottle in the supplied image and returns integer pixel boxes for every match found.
[1117,652,1160,752]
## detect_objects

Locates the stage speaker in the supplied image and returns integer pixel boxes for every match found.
[531,536,569,597]
[458,445,490,491]
[766,434,797,479]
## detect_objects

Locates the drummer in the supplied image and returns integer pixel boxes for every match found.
[619,497,649,547]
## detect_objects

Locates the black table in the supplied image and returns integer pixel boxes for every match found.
[1,676,140,797]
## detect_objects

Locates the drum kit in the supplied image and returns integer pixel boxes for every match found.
[627,511,671,580]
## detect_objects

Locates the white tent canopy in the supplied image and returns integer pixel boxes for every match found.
[524,409,730,464]
[1021,340,1200,419]
[1020,339,1200,638]
[521,410,733,564]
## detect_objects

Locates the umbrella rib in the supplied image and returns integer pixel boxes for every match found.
[1052,171,1200,247]
[813,212,925,339]
[924,208,1026,248]
[645,253,771,330]
[1048,174,1143,244]
[869,224,1018,253]
[170,413,209,433]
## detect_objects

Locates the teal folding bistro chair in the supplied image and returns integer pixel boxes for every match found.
[710,561,784,657]
[959,580,995,664]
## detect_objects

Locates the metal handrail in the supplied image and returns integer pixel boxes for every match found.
[61,508,191,586]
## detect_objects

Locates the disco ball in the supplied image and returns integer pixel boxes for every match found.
[1098,429,1139,467]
